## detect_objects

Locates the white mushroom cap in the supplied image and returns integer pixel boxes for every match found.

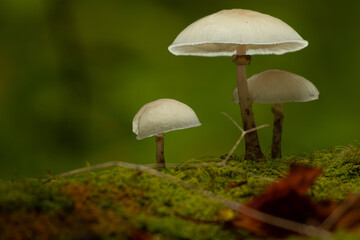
[169,9,308,56]
[233,70,319,104]
[133,99,201,140]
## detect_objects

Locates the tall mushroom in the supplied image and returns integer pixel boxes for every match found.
[233,70,319,158]
[168,9,308,160]
[132,99,201,168]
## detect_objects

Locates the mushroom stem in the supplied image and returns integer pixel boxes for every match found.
[155,133,165,168]
[271,103,284,158]
[234,45,264,160]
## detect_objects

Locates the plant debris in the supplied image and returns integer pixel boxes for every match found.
[1,143,360,239]
[230,164,334,237]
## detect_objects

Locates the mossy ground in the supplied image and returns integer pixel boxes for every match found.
[1,142,360,240]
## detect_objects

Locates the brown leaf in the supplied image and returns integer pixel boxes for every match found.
[231,164,333,238]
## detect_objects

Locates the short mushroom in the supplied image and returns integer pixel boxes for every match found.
[233,70,319,158]
[168,9,308,160]
[132,99,201,168]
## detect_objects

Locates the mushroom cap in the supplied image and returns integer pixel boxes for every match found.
[168,9,308,56]
[233,70,319,104]
[132,99,201,140]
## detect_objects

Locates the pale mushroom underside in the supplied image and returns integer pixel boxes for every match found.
[169,9,308,56]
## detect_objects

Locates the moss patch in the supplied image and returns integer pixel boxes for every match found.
[1,142,360,239]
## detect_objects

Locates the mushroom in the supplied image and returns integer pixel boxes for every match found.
[233,69,319,158]
[132,99,201,168]
[168,9,308,160]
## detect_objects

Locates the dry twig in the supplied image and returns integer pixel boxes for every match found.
[220,112,270,165]
[43,161,332,239]
[320,194,360,230]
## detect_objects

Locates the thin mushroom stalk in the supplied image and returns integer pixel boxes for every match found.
[155,133,165,168]
[271,103,284,158]
[233,45,264,160]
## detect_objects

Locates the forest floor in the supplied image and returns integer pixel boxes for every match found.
[1,142,360,240]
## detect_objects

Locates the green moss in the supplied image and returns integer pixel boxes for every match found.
[0,143,360,239]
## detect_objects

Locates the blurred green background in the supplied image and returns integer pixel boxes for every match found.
[0,0,359,179]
